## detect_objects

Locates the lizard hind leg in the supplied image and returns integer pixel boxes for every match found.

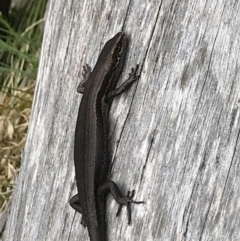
[69,194,87,227]
[116,189,144,225]
[97,181,144,225]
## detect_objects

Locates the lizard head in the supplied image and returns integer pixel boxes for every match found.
[109,32,128,71]
[98,32,128,73]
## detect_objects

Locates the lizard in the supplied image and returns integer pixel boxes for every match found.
[70,31,143,241]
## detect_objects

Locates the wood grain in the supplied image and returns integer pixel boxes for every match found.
[3,0,240,240]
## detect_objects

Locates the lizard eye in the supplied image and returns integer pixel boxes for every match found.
[115,43,121,52]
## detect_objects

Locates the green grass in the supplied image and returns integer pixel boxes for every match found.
[0,0,48,219]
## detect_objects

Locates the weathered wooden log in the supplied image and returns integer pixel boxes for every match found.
[3,0,240,240]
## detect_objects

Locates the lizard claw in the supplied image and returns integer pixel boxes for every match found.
[116,189,144,225]
[128,64,140,81]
